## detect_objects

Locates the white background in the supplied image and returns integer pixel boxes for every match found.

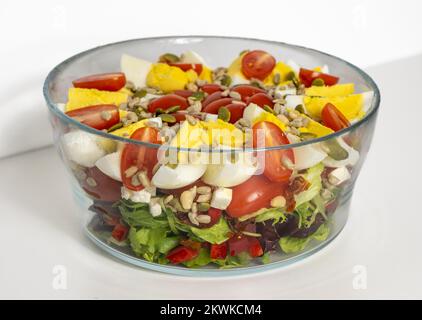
[1,0,422,300]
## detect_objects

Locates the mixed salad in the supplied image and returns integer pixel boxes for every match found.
[59,49,372,268]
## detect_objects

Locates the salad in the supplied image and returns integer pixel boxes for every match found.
[59,49,373,268]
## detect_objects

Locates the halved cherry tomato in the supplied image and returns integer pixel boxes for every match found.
[231,85,265,102]
[248,237,264,257]
[246,93,274,108]
[210,242,228,260]
[166,246,199,264]
[66,104,119,130]
[148,94,189,113]
[120,127,160,191]
[226,175,287,217]
[168,63,203,75]
[169,111,201,123]
[202,91,223,107]
[205,208,222,227]
[173,90,193,98]
[224,103,246,124]
[253,121,294,183]
[201,84,222,95]
[111,223,129,242]
[202,97,233,114]
[72,72,126,91]
[82,167,122,202]
[299,68,339,88]
[228,234,250,256]
[241,50,276,80]
[321,103,350,132]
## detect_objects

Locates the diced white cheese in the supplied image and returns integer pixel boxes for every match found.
[180,50,206,65]
[210,187,233,210]
[95,151,122,181]
[62,130,105,168]
[120,54,152,89]
[121,186,155,203]
[243,103,265,123]
[328,167,351,186]
[149,202,162,217]
[274,88,297,98]
[147,117,163,128]
[323,138,360,168]
[205,113,219,122]
[285,95,304,109]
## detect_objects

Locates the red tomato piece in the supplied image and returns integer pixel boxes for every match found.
[201,84,222,95]
[298,68,339,88]
[231,85,265,102]
[321,103,350,132]
[72,72,126,91]
[248,237,264,257]
[111,224,129,242]
[202,91,223,107]
[226,175,287,218]
[65,104,120,130]
[120,127,160,191]
[168,63,203,75]
[228,234,250,256]
[210,243,228,260]
[205,208,222,227]
[166,246,199,264]
[224,103,246,124]
[148,94,189,113]
[253,121,294,183]
[241,50,276,80]
[246,93,274,108]
[169,111,201,123]
[173,90,194,98]
[82,167,122,202]
[202,98,233,114]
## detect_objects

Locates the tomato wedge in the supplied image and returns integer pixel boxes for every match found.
[226,175,287,217]
[204,208,222,227]
[231,85,265,102]
[210,242,228,260]
[246,93,274,108]
[253,121,294,183]
[202,91,223,107]
[72,72,126,91]
[228,234,250,256]
[299,68,339,88]
[65,104,120,130]
[173,90,193,98]
[241,50,276,80]
[148,94,189,113]
[168,63,203,75]
[120,127,160,191]
[82,167,122,202]
[201,84,222,95]
[202,97,233,114]
[111,224,129,242]
[248,238,264,257]
[224,103,246,124]
[321,103,350,132]
[166,246,199,264]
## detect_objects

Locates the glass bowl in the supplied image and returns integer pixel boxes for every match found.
[43,36,380,276]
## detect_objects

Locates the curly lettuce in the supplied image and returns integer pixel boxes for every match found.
[279,223,330,254]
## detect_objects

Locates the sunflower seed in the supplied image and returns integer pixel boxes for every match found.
[137,171,151,188]
[273,73,281,85]
[124,166,138,178]
[196,193,212,203]
[197,186,212,195]
[180,186,196,210]
[229,91,242,101]
[188,212,199,226]
[270,195,286,208]
[196,215,211,224]
[86,177,97,187]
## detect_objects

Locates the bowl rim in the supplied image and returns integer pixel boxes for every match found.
[43,35,380,152]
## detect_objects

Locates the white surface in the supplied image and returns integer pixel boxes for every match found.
[1,0,422,158]
[1,54,422,299]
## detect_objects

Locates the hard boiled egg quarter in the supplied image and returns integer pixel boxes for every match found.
[152,163,207,189]
[120,54,152,89]
[95,151,122,181]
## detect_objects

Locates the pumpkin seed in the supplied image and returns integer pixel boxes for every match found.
[159,53,180,63]
[197,202,210,212]
[191,91,205,101]
[133,89,147,98]
[159,113,176,123]
[285,71,296,81]
[321,139,349,160]
[263,105,276,115]
[300,132,317,141]
[220,74,232,87]
[295,104,305,114]
[218,107,231,122]
[312,78,325,86]
[107,122,123,132]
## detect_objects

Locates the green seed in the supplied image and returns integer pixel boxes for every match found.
[273,73,281,85]
[285,71,296,81]
[197,203,210,212]
[191,91,205,101]
[133,89,147,98]
[300,132,317,141]
[322,139,349,160]
[107,122,123,132]
[312,78,325,86]
[159,113,176,123]
[220,74,232,87]
[295,104,305,113]
[263,105,276,115]
[218,107,231,122]
[158,53,180,63]
[165,105,180,114]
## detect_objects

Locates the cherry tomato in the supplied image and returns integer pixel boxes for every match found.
[72,72,126,91]
[202,98,233,114]
[231,85,265,102]
[173,90,193,98]
[168,63,203,75]
[202,91,223,107]
[226,175,287,218]
[299,68,339,88]
[210,242,228,260]
[246,93,274,108]
[248,237,264,257]
[65,104,120,130]
[120,127,160,191]
[82,167,122,202]
[321,103,350,132]
[253,121,294,183]
[166,246,199,264]
[111,224,129,242]
[148,94,189,113]
[201,84,222,95]
[224,103,246,124]
[241,50,276,80]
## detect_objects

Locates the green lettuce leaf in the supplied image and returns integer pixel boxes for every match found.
[190,218,231,244]
[118,200,169,229]
[183,248,212,268]
[254,208,286,225]
[279,223,330,254]
[294,162,324,208]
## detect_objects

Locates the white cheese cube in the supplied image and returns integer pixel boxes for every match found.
[211,187,233,210]
[328,167,351,186]
[149,202,162,217]
[147,117,163,128]
[274,88,297,98]
[243,103,265,123]
[285,95,304,109]
[205,113,219,122]
[121,186,153,203]
[120,54,152,89]
[62,130,105,168]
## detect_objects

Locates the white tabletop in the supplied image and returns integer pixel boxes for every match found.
[1,54,422,299]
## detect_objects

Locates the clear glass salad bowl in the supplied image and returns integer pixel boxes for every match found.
[43,36,380,276]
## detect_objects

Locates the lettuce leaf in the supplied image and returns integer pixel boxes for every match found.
[183,248,212,268]
[279,223,330,254]
[294,162,324,208]
[190,218,231,244]
[254,208,286,225]
[118,200,169,229]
